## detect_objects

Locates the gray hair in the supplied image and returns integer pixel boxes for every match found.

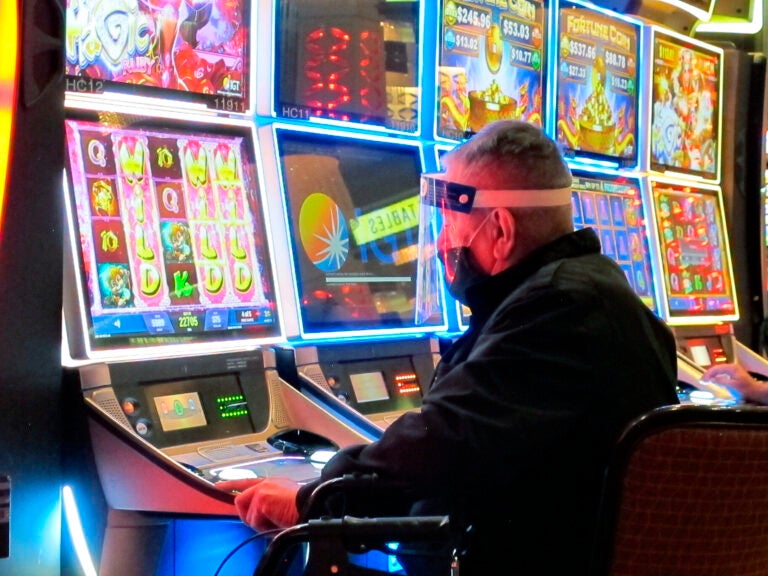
[443,120,573,191]
[444,121,575,254]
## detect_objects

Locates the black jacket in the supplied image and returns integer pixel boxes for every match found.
[298,228,679,575]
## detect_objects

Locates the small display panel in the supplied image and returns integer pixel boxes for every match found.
[682,336,728,366]
[571,171,658,313]
[349,371,390,403]
[650,179,737,323]
[553,0,640,168]
[436,0,547,141]
[275,126,445,337]
[65,0,251,111]
[274,0,420,132]
[139,372,257,447]
[649,28,722,182]
[154,391,207,431]
[65,111,281,358]
[689,343,712,367]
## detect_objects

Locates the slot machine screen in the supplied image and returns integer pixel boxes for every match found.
[274,0,421,133]
[649,28,722,182]
[436,0,547,141]
[64,110,281,359]
[65,0,251,111]
[649,179,737,323]
[571,170,659,313]
[274,126,446,338]
[553,0,640,168]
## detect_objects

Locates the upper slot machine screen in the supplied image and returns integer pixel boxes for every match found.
[64,111,281,359]
[553,0,640,168]
[274,0,421,133]
[571,170,659,314]
[274,126,445,338]
[65,0,251,112]
[436,0,547,141]
[649,29,722,183]
[649,179,737,323]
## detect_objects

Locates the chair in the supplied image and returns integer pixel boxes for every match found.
[253,474,464,576]
[591,403,768,576]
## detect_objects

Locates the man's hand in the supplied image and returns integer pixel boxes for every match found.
[217,477,300,532]
[701,362,768,404]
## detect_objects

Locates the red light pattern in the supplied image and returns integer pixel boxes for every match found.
[302,25,384,121]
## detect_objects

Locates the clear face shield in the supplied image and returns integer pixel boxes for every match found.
[414,174,573,325]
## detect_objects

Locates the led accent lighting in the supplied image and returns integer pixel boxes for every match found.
[217,394,249,418]
[693,0,762,34]
[0,0,18,245]
[62,486,98,576]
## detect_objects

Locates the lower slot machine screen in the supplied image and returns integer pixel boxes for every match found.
[649,179,737,323]
[553,0,640,168]
[648,28,722,183]
[274,126,446,337]
[571,171,659,314]
[435,0,547,141]
[64,110,281,359]
[274,0,420,133]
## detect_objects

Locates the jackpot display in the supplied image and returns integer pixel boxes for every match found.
[436,0,546,141]
[274,0,421,133]
[649,28,722,182]
[553,0,640,168]
[571,171,659,313]
[649,179,737,323]
[274,126,445,337]
[64,112,281,358]
[65,0,251,111]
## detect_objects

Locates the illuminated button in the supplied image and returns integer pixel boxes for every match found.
[217,468,257,481]
[135,419,151,436]
[122,399,138,416]
[142,312,174,334]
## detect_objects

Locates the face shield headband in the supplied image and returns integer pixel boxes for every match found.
[414,174,572,325]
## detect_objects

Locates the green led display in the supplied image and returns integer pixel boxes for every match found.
[216,395,249,419]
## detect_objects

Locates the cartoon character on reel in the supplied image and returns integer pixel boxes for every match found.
[414,172,572,324]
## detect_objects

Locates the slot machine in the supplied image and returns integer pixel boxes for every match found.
[62,0,377,572]
[260,0,451,436]
[61,103,373,576]
[434,0,548,142]
[642,27,767,401]
[431,0,551,336]
[258,123,446,434]
[546,2,711,392]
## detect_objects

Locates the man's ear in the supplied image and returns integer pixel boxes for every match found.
[491,208,516,262]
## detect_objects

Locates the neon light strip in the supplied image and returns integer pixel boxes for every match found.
[657,0,714,22]
[0,0,18,244]
[62,486,98,576]
[693,0,762,34]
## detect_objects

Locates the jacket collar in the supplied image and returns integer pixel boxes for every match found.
[464,228,602,324]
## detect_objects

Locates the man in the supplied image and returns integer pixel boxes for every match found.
[219,120,679,575]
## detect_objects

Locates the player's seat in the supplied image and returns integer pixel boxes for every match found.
[252,474,465,576]
[590,403,768,576]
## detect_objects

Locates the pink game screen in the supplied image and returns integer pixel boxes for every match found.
[64,112,280,355]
